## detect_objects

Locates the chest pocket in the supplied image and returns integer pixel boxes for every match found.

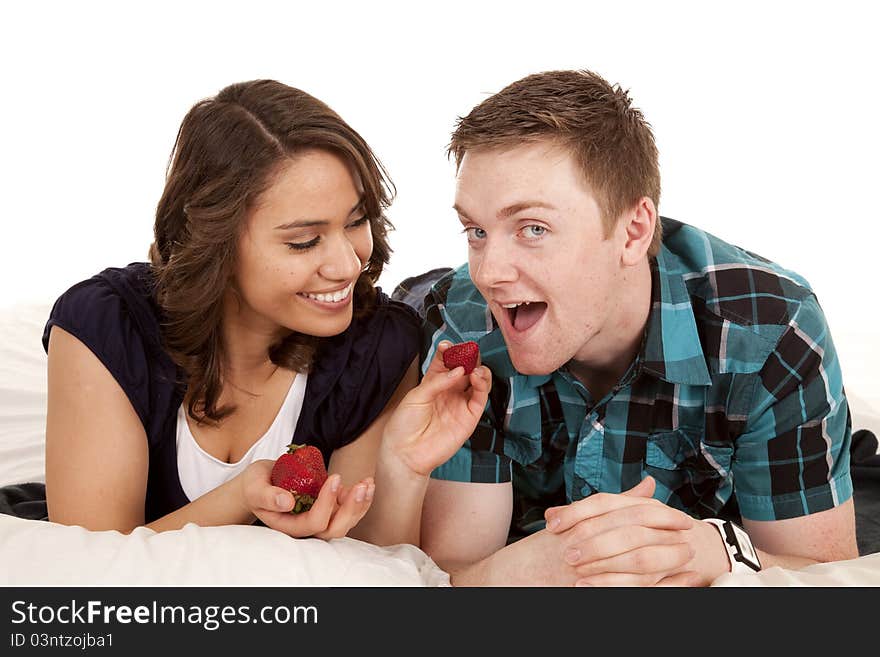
[643,428,733,504]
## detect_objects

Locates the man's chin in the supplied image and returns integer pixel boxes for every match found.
[508,351,561,377]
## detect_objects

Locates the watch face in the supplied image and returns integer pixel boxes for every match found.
[729,523,761,570]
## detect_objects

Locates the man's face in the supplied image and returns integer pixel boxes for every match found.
[454,141,626,375]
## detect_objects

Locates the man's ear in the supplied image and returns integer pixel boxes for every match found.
[620,197,657,267]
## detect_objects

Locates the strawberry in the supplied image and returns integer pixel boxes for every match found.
[442,341,480,374]
[270,443,328,514]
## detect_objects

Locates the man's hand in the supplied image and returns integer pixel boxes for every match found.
[544,477,731,586]
[382,341,492,477]
[240,460,375,539]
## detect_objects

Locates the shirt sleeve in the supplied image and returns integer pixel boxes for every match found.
[419,272,513,485]
[731,293,853,521]
[42,276,152,428]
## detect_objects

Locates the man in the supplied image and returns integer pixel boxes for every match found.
[382,69,857,586]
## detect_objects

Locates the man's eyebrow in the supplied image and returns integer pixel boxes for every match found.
[274,198,365,231]
[452,204,472,222]
[498,201,557,218]
[453,201,557,223]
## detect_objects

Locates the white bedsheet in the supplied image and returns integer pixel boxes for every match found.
[1,302,877,587]
[0,303,450,587]
[0,514,448,586]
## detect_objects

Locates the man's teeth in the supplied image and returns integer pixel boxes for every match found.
[501,301,532,309]
[302,284,352,303]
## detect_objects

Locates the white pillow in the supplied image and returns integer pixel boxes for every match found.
[0,303,50,486]
[0,302,450,587]
[0,514,450,586]
[712,552,880,587]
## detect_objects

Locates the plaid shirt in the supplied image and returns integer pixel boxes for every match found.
[420,218,852,534]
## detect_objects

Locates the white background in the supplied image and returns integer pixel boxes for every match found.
[1,1,877,404]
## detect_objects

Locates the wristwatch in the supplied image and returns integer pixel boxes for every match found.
[703,518,762,574]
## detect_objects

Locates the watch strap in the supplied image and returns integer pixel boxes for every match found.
[703,518,762,574]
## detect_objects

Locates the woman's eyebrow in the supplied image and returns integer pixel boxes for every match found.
[274,219,328,231]
[274,198,366,231]
[348,196,367,215]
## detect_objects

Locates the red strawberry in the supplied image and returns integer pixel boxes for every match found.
[270,443,328,514]
[442,341,480,374]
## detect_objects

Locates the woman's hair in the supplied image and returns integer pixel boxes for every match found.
[149,80,394,424]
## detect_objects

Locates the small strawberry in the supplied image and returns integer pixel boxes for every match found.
[270,443,328,514]
[442,341,480,374]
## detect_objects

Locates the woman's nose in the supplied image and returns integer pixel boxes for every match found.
[318,233,363,282]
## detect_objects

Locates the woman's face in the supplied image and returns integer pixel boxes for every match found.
[230,148,373,340]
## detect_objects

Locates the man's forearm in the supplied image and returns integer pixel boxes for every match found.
[444,529,577,587]
[752,551,822,572]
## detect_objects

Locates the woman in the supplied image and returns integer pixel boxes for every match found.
[42,79,423,540]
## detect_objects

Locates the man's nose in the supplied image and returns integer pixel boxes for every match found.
[471,238,517,289]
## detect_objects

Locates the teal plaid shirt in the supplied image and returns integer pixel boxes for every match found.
[420,218,853,533]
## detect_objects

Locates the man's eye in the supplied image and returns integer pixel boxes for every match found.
[522,225,546,238]
[463,227,486,240]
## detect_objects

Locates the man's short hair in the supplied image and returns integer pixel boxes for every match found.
[449,70,662,256]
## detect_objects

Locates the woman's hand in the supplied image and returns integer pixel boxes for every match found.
[239,460,375,539]
[381,341,492,477]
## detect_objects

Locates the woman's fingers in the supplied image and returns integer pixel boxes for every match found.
[315,477,375,539]
[405,362,479,409]
[255,474,341,537]
[466,365,492,417]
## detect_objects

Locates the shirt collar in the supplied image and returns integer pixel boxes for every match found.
[638,246,712,386]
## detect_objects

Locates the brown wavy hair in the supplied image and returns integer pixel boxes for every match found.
[449,70,662,256]
[149,80,395,425]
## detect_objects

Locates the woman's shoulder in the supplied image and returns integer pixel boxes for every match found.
[42,262,167,363]
[342,288,421,368]
[42,263,177,428]
[356,287,421,334]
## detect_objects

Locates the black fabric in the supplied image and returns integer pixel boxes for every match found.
[0,483,47,521]
[852,429,880,556]
[391,267,453,317]
[38,262,420,524]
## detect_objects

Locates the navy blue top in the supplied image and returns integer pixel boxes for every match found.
[42,262,421,523]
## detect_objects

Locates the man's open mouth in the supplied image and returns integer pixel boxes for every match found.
[503,301,548,332]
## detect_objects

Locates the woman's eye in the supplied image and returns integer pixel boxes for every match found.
[286,237,320,251]
[522,225,546,238]
[348,215,370,229]
[464,227,486,241]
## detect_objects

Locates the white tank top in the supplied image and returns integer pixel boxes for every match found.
[176,373,308,501]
